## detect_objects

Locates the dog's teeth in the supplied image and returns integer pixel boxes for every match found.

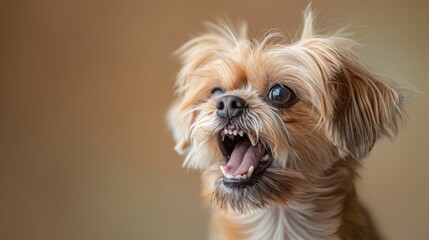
[247,132,257,146]
[233,130,237,136]
[241,174,247,179]
[220,165,226,177]
[262,154,269,161]
[227,175,233,179]
[247,166,255,178]
[228,129,233,135]
[222,133,226,142]
[238,130,244,137]
[233,175,240,180]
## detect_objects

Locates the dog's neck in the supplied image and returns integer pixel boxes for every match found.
[210,161,373,240]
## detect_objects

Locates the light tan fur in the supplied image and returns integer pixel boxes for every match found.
[168,6,408,240]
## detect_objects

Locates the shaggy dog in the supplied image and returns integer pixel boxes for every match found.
[168,7,409,240]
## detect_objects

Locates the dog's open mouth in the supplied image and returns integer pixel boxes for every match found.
[216,125,272,187]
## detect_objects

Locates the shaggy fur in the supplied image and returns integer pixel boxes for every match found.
[168,7,408,240]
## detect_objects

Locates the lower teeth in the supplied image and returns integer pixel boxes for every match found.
[220,165,256,180]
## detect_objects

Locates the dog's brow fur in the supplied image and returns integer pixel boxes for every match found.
[168,5,410,240]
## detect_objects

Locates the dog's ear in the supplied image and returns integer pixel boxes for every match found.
[168,22,248,156]
[327,59,403,159]
[299,7,404,159]
[167,99,192,156]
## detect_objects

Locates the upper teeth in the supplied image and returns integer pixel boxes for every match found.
[247,132,256,146]
[221,126,257,146]
[220,165,255,180]
[223,127,243,136]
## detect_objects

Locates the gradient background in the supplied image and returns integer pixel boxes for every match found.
[1,0,428,239]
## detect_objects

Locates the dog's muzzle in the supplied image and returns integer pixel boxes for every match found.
[215,95,273,187]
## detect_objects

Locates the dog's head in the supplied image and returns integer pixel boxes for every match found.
[168,10,404,212]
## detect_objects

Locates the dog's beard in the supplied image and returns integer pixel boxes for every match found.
[204,166,304,213]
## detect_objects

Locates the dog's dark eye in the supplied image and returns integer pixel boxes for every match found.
[268,84,296,107]
[211,87,225,95]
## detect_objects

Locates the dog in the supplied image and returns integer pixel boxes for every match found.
[167,7,409,240]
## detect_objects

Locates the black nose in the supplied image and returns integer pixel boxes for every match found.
[216,95,247,120]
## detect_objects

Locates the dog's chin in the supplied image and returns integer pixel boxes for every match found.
[209,125,304,213]
[212,167,303,213]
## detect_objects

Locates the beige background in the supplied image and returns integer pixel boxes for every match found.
[0,0,428,239]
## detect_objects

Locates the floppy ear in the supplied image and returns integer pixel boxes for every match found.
[327,59,404,159]
[167,99,192,156]
[167,22,247,156]
[299,7,405,159]
[167,25,224,156]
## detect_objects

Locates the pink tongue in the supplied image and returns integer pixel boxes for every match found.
[223,141,265,176]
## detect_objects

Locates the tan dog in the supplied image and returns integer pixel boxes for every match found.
[168,7,409,240]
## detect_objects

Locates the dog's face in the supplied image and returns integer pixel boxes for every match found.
[168,13,403,212]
